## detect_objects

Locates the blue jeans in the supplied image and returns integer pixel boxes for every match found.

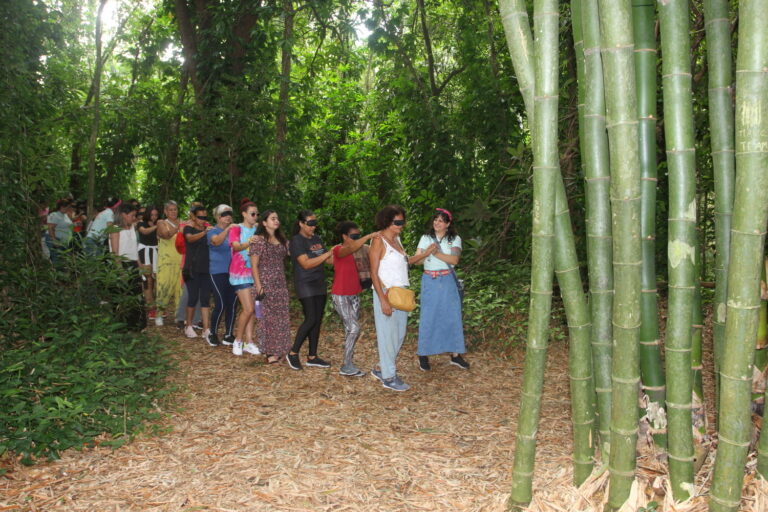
[372,291,408,380]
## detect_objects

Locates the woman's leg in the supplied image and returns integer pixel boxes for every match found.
[290,296,317,355]
[209,274,226,335]
[307,294,327,358]
[333,294,361,371]
[372,292,407,380]
[235,287,254,341]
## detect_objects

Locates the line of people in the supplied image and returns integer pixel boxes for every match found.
[67,198,470,391]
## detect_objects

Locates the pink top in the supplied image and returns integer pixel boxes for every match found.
[228,224,256,286]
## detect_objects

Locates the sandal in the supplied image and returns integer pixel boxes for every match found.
[266,355,281,365]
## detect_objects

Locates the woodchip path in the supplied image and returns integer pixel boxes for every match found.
[1,313,579,511]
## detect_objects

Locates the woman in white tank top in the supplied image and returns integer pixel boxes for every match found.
[369,205,434,392]
[108,204,145,330]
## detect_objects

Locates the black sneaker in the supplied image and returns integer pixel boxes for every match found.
[306,356,331,368]
[286,353,303,370]
[206,332,220,346]
[450,354,470,370]
[221,334,235,346]
[418,356,431,371]
[176,320,185,329]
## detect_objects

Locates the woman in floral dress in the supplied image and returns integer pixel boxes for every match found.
[249,210,291,364]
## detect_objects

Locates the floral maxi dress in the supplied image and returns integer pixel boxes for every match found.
[250,237,292,357]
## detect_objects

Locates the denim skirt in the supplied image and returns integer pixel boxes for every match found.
[417,272,465,355]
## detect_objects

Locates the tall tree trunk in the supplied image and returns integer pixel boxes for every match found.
[703,0,736,404]
[709,0,768,508]
[596,0,643,508]
[86,0,108,219]
[633,0,667,450]
[579,0,614,459]
[506,0,560,507]
[658,0,698,500]
[273,0,294,195]
[161,66,189,200]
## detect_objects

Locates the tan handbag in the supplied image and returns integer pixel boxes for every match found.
[387,286,416,312]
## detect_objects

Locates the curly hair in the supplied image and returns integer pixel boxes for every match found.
[375,205,406,230]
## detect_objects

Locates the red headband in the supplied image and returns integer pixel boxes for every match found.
[435,208,452,221]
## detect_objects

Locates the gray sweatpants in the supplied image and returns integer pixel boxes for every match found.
[332,294,361,371]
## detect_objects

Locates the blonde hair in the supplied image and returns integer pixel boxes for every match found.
[213,204,233,219]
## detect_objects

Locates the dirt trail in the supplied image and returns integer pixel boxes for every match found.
[1,315,575,511]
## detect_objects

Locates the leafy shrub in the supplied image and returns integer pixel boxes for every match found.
[0,252,175,466]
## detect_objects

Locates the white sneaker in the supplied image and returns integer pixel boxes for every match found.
[154,316,164,326]
[202,329,211,340]
[184,326,197,338]
[232,340,244,356]
[244,342,260,355]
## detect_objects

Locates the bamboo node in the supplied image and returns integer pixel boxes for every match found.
[664,401,692,410]
[709,494,742,508]
[715,433,750,448]
[639,339,661,346]
[608,467,636,478]
[667,453,695,462]
[719,371,751,382]
[664,347,692,353]
[612,376,640,385]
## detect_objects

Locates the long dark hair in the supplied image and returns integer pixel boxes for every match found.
[258,209,287,245]
[292,209,315,236]
[427,210,457,242]
[142,205,159,225]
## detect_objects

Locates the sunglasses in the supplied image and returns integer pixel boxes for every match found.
[249,211,259,217]
[392,219,405,226]
[305,219,318,227]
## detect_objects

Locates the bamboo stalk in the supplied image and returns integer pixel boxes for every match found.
[703,0,736,404]
[507,0,560,507]
[580,0,614,460]
[632,0,667,450]
[596,1,642,508]
[658,0,697,499]
[709,0,768,508]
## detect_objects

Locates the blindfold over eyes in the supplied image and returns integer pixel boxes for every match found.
[220,211,233,218]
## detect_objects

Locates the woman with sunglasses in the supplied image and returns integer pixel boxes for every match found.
[414,208,469,371]
[183,205,212,340]
[331,221,377,377]
[369,205,431,391]
[228,199,261,356]
[206,204,237,347]
[250,210,291,364]
[286,210,334,370]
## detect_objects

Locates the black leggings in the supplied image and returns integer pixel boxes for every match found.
[291,294,327,357]
[186,271,212,308]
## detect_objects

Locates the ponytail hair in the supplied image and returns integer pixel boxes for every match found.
[240,198,257,214]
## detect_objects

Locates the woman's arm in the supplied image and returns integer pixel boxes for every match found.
[369,237,393,316]
[336,232,376,258]
[137,223,157,235]
[210,225,232,246]
[184,229,208,243]
[47,223,57,241]
[408,243,437,266]
[250,253,262,293]
[430,248,461,266]
[157,219,177,240]
[109,231,120,255]
[295,249,333,270]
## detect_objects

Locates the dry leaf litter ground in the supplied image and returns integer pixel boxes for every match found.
[1,308,766,511]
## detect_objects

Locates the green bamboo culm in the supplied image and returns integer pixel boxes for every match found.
[632,0,667,449]
[596,0,642,508]
[691,230,708,471]
[703,0,736,406]
[506,0,560,507]
[709,0,768,509]
[580,0,614,460]
[658,0,697,500]
[759,379,768,479]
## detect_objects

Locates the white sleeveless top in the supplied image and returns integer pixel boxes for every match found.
[378,237,409,288]
[110,227,139,261]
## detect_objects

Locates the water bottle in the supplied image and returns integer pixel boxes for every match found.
[254,300,263,319]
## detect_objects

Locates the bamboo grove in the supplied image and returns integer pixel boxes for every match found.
[500,0,768,510]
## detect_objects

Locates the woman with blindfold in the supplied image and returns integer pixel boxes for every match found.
[369,205,428,391]
[205,204,237,347]
[331,221,377,377]
[286,210,334,370]
[414,208,469,371]
[183,205,212,340]
[228,199,261,356]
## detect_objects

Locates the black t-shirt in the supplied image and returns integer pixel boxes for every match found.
[289,233,327,298]
[183,226,209,274]
[137,222,158,246]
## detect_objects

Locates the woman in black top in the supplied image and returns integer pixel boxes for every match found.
[183,205,212,340]
[286,210,333,370]
[137,205,160,321]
